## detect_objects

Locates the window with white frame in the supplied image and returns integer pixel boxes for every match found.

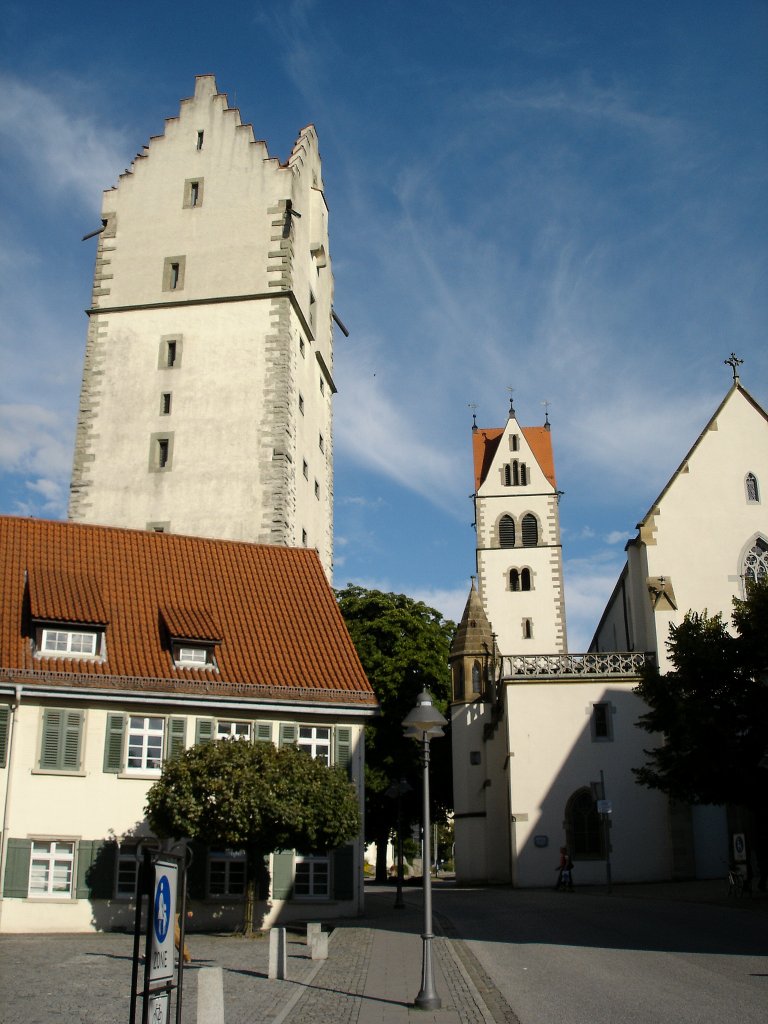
[29,840,75,898]
[116,845,139,898]
[294,853,329,898]
[208,850,246,897]
[297,726,331,765]
[41,628,99,657]
[216,721,251,741]
[174,644,214,668]
[126,716,164,773]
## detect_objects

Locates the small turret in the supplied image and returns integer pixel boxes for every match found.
[450,578,496,703]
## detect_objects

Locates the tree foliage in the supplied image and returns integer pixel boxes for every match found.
[634,578,768,811]
[145,739,360,929]
[335,585,455,879]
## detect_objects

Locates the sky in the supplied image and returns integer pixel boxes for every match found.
[1,1,766,650]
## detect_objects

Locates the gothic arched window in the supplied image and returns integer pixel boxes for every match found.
[520,463,528,486]
[503,464,512,486]
[521,568,532,591]
[522,618,533,639]
[510,569,520,591]
[512,461,520,486]
[499,515,516,547]
[743,537,768,586]
[565,788,604,859]
[746,473,760,503]
[471,661,482,694]
[521,513,538,546]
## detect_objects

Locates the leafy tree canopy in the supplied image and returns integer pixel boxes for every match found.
[335,585,455,876]
[146,739,360,853]
[634,578,768,811]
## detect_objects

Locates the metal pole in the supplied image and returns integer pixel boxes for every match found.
[415,732,440,1011]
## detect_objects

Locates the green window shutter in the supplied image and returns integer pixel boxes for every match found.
[195,718,214,745]
[103,713,125,773]
[62,711,84,771]
[166,717,186,761]
[332,844,355,901]
[3,839,31,898]
[0,706,9,768]
[271,850,294,899]
[278,723,297,747]
[334,726,353,772]
[254,721,272,744]
[76,840,97,899]
[39,709,63,769]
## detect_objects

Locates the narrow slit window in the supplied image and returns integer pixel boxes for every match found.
[314,480,320,499]
[303,459,309,480]
[319,433,325,453]
[301,529,308,547]
[197,130,204,150]
[299,393,304,415]
[523,618,533,639]
[170,263,180,289]
[166,341,177,367]
[161,393,172,415]
[190,182,199,207]
[158,440,169,468]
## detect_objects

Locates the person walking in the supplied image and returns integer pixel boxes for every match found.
[555,847,574,891]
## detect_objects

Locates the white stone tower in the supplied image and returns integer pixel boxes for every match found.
[472,397,567,655]
[69,76,336,577]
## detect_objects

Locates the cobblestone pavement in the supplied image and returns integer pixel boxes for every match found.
[0,889,511,1024]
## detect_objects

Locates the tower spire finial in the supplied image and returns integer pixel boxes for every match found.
[506,386,515,419]
[724,353,743,383]
[468,402,478,430]
[542,399,551,430]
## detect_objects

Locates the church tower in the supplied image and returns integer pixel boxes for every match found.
[69,76,336,577]
[472,398,567,655]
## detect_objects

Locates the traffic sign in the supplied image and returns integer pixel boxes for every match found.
[149,860,178,985]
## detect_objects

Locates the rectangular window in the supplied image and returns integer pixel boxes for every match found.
[116,845,139,899]
[592,703,613,741]
[29,841,75,898]
[297,726,331,766]
[216,721,251,741]
[294,853,329,898]
[41,629,98,657]
[150,433,174,473]
[159,336,182,369]
[208,851,246,897]
[125,716,164,773]
[183,178,204,209]
[197,130,204,150]
[38,709,84,772]
[175,645,211,667]
[161,392,172,415]
[162,256,186,292]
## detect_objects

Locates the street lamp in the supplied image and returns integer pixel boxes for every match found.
[402,689,447,1011]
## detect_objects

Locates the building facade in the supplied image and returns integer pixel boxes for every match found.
[0,517,376,933]
[69,76,336,577]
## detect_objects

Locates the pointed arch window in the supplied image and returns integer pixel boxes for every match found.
[522,618,533,639]
[471,661,482,694]
[520,463,528,486]
[521,514,538,546]
[510,569,520,591]
[512,461,520,486]
[565,788,604,859]
[746,473,760,503]
[503,464,512,487]
[743,537,768,586]
[521,568,532,591]
[499,515,516,548]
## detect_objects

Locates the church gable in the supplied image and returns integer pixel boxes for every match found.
[475,418,556,496]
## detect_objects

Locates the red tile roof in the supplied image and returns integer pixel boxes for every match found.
[472,425,557,490]
[0,517,375,705]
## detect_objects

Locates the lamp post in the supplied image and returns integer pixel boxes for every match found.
[402,689,447,1011]
[385,778,412,909]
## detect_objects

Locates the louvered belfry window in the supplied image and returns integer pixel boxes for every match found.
[521,514,538,546]
[499,515,516,547]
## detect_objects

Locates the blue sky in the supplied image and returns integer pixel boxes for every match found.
[1,1,766,649]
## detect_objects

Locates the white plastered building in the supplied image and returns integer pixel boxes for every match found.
[69,76,337,578]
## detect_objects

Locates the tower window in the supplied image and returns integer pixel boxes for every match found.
[196,130,204,150]
[510,434,519,452]
[510,569,520,591]
[512,461,520,486]
[183,178,204,208]
[159,336,182,369]
[521,514,538,546]
[522,618,533,639]
[163,256,186,292]
[521,568,532,591]
[520,463,528,486]
[503,464,512,487]
[746,473,760,503]
[471,661,482,694]
[160,393,172,415]
[499,515,515,548]
[149,433,174,472]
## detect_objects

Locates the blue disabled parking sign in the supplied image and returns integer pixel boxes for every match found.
[149,860,177,985]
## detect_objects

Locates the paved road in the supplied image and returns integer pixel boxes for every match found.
[434,884,768,1024]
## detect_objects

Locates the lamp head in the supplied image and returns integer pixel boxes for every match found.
[402,689,447,738]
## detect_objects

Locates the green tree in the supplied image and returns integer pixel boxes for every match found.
[335,585,454,881]
[634,578,768,872]
[145,739,360,932]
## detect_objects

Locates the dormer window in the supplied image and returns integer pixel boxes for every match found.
[174,644,212,667]
[41,628,101,658]
[161,605,221,671]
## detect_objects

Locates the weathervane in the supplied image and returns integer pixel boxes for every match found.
[467,402,478,429]
[542,399,551,427]
[724,353,743,383]
[506,386,515,419]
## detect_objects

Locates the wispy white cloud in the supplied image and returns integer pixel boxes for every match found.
[0,74,129,210]
[563,553,626,652]
[0,405,72,480]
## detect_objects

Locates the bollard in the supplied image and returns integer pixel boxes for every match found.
[306,922,322,945]
[197,967,224,1024]
[309,932,328,960]
[268,926,287,980]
